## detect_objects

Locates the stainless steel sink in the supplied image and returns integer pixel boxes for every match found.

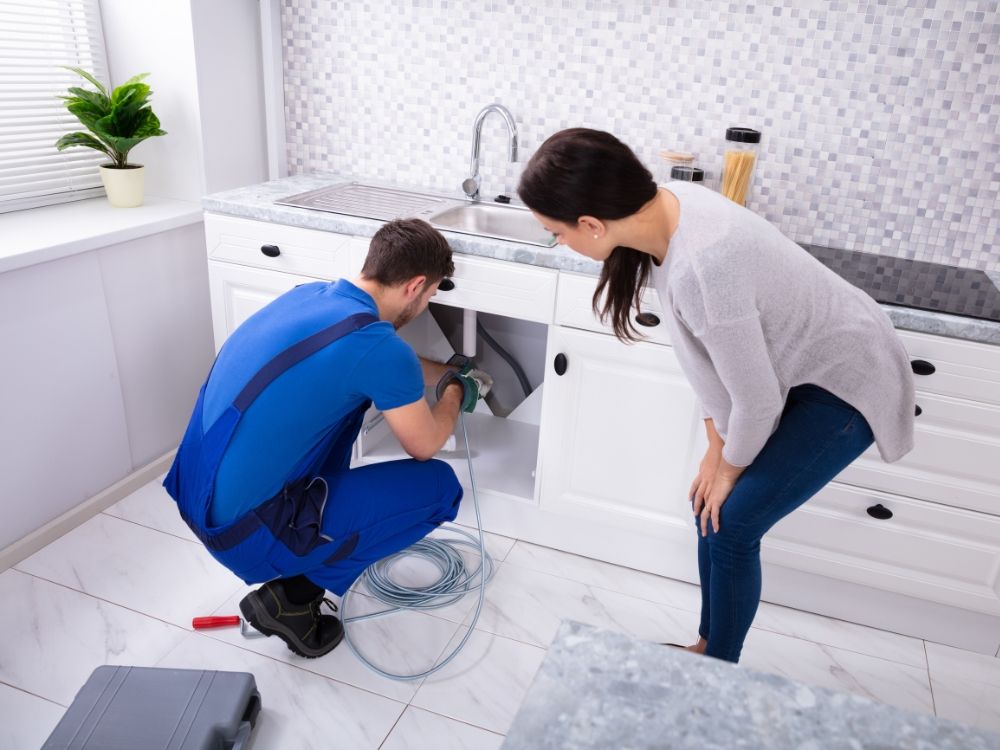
[276,182,450,221]
[423,202,556,247]
[276,182,556,248]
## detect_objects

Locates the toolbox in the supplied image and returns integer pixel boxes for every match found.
[42,665,261,749]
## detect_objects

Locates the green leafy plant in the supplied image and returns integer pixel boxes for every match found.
[55,67,166,169]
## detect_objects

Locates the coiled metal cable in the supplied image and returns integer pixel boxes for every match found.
[340,411,494,680]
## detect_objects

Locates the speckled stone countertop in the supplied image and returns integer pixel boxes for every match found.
[203,173,1000,347]
[501,621,1000,750]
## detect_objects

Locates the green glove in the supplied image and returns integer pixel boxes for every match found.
[436,368,494,413]
[445,354,475,376]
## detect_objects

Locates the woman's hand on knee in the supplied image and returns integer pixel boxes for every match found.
[690,446,722,517]
[699,475,737,538]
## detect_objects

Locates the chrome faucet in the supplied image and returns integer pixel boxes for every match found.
[462,103,519,200]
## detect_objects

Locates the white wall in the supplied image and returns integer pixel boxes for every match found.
[99,0,206,201]
[190,0,270,193]
[98,0,269,200]
[0,225,214,550]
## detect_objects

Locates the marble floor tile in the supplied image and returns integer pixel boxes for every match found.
[449,523,517,561]
[16,513,243,628]
[451,560,701,649]
[751,601,928,668]
[103,473,196,542]
[201,587,461,703]
[0,569,188,705]
[504,541,702,613]
[926,642,1000,687]
[927,642,1000,733]
[0,682,67,750]
[156,633,405,750]
[380,706,504,750]
[741,627,934,715]
[411,627,547,735]
[929,676,1000,734]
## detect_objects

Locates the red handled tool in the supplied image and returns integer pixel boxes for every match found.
[193,616,241,629]
[192,615,265,638]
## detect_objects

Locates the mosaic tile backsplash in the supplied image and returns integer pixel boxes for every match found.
[281,1,1000,272]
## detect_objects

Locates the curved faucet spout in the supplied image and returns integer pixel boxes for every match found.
[464,103,519,199]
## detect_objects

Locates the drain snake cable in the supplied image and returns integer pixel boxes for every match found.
[340,410,495,681]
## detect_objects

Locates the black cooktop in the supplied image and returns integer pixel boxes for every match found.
[803,245,1000,323]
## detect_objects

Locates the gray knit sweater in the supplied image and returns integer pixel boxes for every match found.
[651,181,915,467]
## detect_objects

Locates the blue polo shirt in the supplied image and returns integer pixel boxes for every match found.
[202,279,424,526]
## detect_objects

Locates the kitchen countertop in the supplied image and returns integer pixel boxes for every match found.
[501,621,1000,750]
[204,173,1000,347]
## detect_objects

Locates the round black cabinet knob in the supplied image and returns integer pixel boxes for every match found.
[866,503,893,521]
[553,353,568,376]
[438,278,455,291]
[910,359,936,376]
[635,312,661,327]
[260,244,281,258]
[915,404,922,417]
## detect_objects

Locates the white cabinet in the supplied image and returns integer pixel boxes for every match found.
[537,325,706,536]
[207,261,322,349]
[765,480,1000,616]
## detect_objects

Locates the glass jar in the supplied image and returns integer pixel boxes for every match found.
[719,127,761,205]
[659,150,696,184]
[670,165,704,182]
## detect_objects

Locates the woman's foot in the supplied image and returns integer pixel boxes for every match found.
[685,637,708,655]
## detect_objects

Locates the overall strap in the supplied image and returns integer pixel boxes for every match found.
[233,311,378,412]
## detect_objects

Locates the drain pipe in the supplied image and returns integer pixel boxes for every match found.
[462,308,477,358]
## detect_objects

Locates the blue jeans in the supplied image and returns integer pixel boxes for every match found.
[696,384,874,663]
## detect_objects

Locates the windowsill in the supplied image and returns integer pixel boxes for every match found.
[0,195,203,274]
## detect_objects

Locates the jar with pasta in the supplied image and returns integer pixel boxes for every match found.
[720,127,761,205]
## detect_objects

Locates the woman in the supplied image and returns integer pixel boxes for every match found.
[518,128,915,663]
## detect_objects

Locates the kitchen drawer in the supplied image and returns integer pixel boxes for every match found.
[764,481,1000,616]
[555,271,671,345]
[432,253,557,324]
[898,329,1000,407]
[205,213,364,280]
[837,389,1000,516]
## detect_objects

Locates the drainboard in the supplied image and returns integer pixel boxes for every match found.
[275,182,449,221]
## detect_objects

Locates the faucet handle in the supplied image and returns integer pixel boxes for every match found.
[462,176,480,199]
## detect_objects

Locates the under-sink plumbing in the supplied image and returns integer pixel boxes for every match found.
[462,103,519,201]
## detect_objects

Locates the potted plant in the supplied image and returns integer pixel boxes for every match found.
[55,67,166,208]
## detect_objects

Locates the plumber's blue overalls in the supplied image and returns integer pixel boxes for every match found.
[164,280,463,595]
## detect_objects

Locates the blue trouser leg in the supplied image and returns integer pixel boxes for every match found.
[695,384,875,663]
[301,457,463,595]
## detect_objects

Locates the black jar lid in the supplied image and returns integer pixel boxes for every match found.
[725,127,761,143]
[670,166,704,182]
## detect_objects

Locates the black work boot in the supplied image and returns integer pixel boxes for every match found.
[239,579,343,658]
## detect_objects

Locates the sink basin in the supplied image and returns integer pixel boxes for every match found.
[425,202,556,247]
[275,181,556,248]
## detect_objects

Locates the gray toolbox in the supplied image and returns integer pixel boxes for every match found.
[42,665,261,750]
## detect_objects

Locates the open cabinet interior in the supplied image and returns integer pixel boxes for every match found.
[354,303,547,503]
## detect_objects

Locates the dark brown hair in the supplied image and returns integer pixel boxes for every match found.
[362,218,455,287]
[518,128,658,341]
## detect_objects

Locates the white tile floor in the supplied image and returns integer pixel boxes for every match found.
[4,477,1000,749]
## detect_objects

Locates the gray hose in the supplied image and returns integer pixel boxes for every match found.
[476,320,532,398]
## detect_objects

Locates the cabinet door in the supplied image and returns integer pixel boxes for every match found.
[765,480,1000,615]
[538,326,706,535]
[208,261,321,350]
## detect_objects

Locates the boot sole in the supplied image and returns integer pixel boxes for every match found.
[239,591,343,659]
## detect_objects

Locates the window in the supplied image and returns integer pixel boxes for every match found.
[0,0,111,213]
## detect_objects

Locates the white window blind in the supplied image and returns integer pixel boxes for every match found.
[0,0,111,213]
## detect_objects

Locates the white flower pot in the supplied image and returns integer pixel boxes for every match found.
[100,164,145,207]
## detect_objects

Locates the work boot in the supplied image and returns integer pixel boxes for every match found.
[239,579,343,658]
